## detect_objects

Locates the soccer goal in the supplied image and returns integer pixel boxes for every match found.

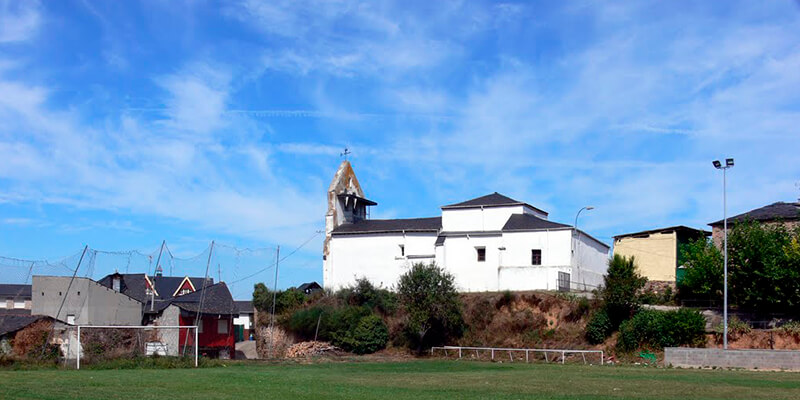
[74,325,198,369]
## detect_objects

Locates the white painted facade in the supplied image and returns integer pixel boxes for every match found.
[323,162,610,293]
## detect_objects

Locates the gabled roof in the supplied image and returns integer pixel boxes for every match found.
[501,213,571,231]
[0,284,31,298]
[614,225,711,240]
[709,202,800,226]
[98,273,213,303]
[331,217,441,235]
[298,282,322,292]
[441,192,548,215]
[167,283,237,315]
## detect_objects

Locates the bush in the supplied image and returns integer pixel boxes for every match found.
[617,309,705,351]
[779,321,800,338]
[334,314,389,355]
[585,309,613,345]
[253,283,308,314]
[601,255,647,328]
[713,316,751,342]
[338,278,397,315]
[397,262,464,352]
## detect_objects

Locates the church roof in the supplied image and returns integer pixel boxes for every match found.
[442,192,548,215]
[709,201,800,226]
[501,213,571,231]
[331,217,441,235]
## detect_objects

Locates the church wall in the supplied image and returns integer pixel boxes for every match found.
[326,232,437,290]
[439,233,504,292]
[441,205,526,232]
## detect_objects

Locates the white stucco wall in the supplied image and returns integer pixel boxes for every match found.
[572,232,611,290]
[327,232,437,290]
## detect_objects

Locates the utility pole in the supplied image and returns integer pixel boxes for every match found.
[268,245,280,358]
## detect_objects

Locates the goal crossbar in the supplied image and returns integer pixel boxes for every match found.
[76,325,198,369]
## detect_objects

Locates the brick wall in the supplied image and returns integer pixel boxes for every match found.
[665,348,800,370]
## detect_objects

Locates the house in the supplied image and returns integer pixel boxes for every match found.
[0,284,32,313]
[709,201,800,247]
[323,161,610,292]
[233,300,254,342]
[297,282,323,295]
[612,226,710,283]
[97,272,236,359]
[31,276,143,326]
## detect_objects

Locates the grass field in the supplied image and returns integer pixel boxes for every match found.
[2,360,800,399]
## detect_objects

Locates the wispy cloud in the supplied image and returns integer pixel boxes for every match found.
[0,0,41,43]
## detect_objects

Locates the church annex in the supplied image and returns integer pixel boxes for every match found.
[323,161,610,292]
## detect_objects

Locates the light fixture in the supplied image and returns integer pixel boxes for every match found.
[713,160,722,169]
[726,158,734,167]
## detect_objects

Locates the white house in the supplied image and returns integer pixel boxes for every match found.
[323,161,610,292]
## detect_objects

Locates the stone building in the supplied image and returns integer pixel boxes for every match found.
[709,201,800,247]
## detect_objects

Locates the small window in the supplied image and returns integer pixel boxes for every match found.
[218,319,229,334]
[476,247,486,262]
[531,249,542,265]
[178,288,192,296]
[399,245,405,257]
[58,292,62,296]
[77,291,80,296]
[67,314,75,325]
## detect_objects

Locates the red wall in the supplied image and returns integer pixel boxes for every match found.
[179,315,234,353]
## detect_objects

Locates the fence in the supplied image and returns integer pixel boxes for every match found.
[431,346,603,365]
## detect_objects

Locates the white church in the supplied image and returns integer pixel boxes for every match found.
[323,161,610,292]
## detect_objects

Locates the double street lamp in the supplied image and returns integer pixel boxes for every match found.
[713,158,734,350]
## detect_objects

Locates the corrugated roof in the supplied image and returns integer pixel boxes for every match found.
[502,213,571,231]
[613,225,711,239]
[332,217,441,234]
[441,192,548,215]
[709,202,800,226]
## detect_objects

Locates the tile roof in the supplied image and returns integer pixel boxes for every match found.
[0,284,31,298]
[613,225,711,239]
[501,213,571,231]
[234,300,253,314]
[709,202,800,226]
[97,273,213,303]
[331,217,441,234]
[0,314,51,337]
[441,192,548,215]
[167,283,237,315]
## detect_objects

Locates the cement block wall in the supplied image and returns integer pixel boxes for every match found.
[665,348,800,370]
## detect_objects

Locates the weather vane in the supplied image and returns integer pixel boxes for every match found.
[340,147,352,161]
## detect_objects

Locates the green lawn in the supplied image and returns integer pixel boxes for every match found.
[2,360,800,399]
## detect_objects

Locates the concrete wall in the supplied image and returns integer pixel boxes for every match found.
[151,304,181,356]
[613,231,677,281]
[32,276,142,326]
[665,348,800,370]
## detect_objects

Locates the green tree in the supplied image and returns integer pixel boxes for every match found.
[728,220,800,314]
[677,237,723,304]
[397,262,464,352]
[252,283,307,314]
[600,254,647,327]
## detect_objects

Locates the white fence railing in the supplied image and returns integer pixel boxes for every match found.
[430,346,603,365]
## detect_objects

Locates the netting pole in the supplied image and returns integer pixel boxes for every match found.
[42,245,88,359]
[77,325,81,370]
[183,241,214,356]
[268,245,280,358]
[195,326,198,367]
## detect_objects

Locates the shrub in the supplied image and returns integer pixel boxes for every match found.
[253,283,308,314]
[585,309,613,345]
[779,321,800,338]
[714,316,751,342]
[397,262,464,352]
[334,314,389,355]
[617,309,705,351]
[600,255,647,328]
[496,290,516,310]
[339,278,398,315]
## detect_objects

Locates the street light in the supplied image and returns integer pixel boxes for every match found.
[713,157,734,349]
[573,206,595,291]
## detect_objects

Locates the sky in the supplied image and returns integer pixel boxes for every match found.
[1,0,799,299]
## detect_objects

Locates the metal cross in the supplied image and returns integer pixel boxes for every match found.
[340,147,352,160]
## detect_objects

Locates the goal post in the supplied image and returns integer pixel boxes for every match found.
[75,325,198,369]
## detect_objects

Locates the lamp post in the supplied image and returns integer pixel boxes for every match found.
[573,206,595,291]
[713,158,734,350]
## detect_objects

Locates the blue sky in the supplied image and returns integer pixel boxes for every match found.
[1,0,799,299]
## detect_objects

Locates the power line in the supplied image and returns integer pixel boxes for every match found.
[228,231,322,285]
